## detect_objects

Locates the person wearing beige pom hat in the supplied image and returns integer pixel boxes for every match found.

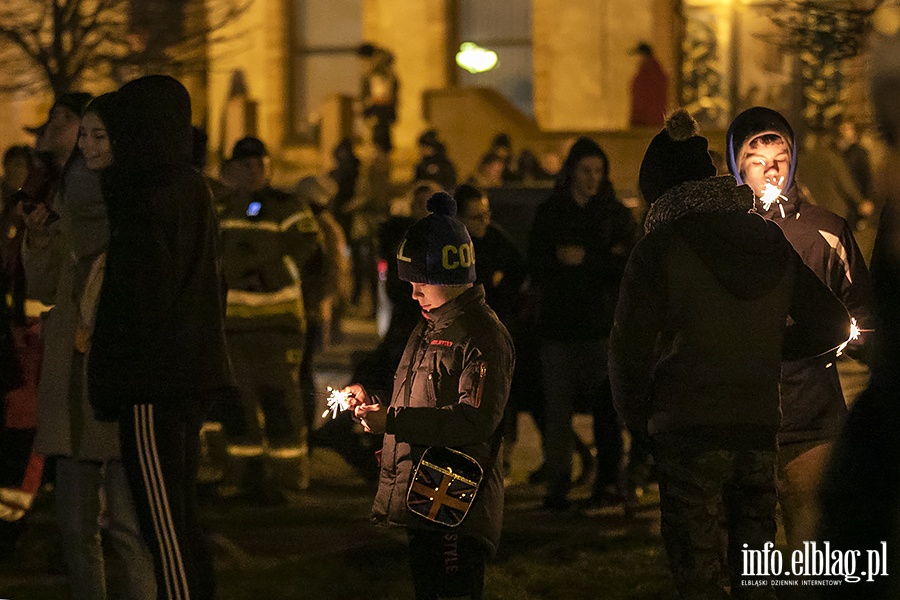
[611,109,849,599]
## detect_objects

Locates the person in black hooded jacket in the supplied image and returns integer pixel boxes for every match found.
[611,109,849,599]
[814,25,900,598]
[527,136,636,510]
[88,75,233,600]
[725,107,875,551]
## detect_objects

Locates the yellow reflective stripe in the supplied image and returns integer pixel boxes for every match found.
[201,422,223,434]
[226,300,304,320]
[282,256,300,284]
[227,285,301,307]
[227,445,264,457]
[220,211,318,234]
[219,218,280,232]
[25,299,53,317]
[225,446,308,459]
[268,447,308,459]
[227,285,304,320]
[280,211,318,233]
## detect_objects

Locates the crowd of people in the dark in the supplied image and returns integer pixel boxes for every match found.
[0,32,899,600]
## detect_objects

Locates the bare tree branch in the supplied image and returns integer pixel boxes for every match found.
[0,0,253,96]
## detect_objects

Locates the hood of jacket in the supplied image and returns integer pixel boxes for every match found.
[645,175,751,233]
[108,75,192,174]
[647,175,792,300]
[726,106,798,212]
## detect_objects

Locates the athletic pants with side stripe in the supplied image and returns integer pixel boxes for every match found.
[119,401,214,600]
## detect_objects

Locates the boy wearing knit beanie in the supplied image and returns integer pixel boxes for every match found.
[343,193,515,600]
[611,109,850,598]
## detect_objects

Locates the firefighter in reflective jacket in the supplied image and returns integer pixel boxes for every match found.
[218,136,322,499]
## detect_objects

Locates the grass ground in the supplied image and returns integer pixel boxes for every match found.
[7,317,854,599]
[0,417,677,600]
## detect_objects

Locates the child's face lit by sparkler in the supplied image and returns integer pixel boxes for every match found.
[739,136,791,197]
[411,282,469,312]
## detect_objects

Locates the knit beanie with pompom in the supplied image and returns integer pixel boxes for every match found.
[396,192,476,285]
[639,109,718,204]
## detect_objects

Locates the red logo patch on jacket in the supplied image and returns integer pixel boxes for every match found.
[430,340,453,347]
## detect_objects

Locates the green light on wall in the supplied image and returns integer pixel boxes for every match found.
[456,42,498,74]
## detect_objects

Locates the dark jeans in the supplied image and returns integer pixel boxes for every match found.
[777,440,832,551]
[540,339,621,501]
[408,530,487,600]
[55,458,156,600]
[654,436,777,600]
[120,400,214,600]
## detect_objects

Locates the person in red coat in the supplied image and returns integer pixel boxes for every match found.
[629,42,669,128]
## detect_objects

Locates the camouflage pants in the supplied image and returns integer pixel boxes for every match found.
[654,436,777,600]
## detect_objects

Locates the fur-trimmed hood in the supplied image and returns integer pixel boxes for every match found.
[644,175,753,233]
[644,175,793,300]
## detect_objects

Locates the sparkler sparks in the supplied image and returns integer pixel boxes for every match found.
[321,386,353,419]
[835,317,864,358]
[758,176,786,216]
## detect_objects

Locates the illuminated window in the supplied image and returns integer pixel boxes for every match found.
[288,0,362,142]
[456,0,533,116]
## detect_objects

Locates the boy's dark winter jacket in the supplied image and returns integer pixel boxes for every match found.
[725,106,875,446]
[371,285,514,554]
[753,187,874,445]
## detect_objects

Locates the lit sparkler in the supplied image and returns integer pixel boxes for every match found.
[322,386,353,419]
[835,317,863,358]
[758,176,787,217]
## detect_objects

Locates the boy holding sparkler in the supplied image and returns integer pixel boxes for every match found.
[726,107,875,550]
[342,191,514,600]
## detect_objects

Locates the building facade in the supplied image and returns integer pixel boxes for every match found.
[0,0,878,181]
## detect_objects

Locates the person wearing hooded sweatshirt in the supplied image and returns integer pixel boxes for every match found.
[527,136,636,511]
[725,107,875,551]
[342,192,514,600]
[87,75,234,600]
[23,93,156,600]
[611,109,850,599]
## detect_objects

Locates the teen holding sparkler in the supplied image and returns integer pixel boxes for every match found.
[726,107,875,550]
[611,109,850,599]
[342,191,514,600]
